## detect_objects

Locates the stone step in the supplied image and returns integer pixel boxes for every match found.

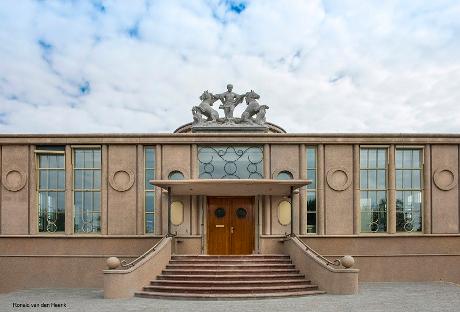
[172,255,290,260]
[165,263,296,270]
[162,268,300,275]
[142,284,319,294]
[151,279,311,287]
[135,290,326,300]
[156,273,306,281]
[169,259,292,264]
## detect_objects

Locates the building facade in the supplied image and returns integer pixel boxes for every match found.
[1,87,460,293]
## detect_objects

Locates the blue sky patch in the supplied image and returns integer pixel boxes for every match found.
[225,0,247,14]
[79,81,91,95]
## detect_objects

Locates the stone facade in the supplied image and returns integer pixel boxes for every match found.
[1,129,460,293]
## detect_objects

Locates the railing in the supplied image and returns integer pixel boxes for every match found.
[120,234,172,269]
[286,233,341,267]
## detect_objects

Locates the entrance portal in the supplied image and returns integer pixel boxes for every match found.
[207,197,254,255]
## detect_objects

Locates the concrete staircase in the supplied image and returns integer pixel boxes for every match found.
[135,254,325,299]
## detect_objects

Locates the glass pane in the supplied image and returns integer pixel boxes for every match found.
[74,170,83,189]
[57,170,65,189]
[377,149,386,169]
[39,155,49,168]
[396,191,403,211]
[307,192,316,211]
[360,149,368,169]
[403,170,411,189]
[307,147,316,169]
[75,150,84,168]
[145,213,154,233]
[360,191,370,211]
[145,148,155,168]
[169,171,185,180]
[145,169,155,190]
[84,170,93,189]
[306,213,316,233]
[369,191,377,209]
[49,170,58,189]
[39,170,48,189]
[412,150,421,168]
[396,170,403,189]
[198,146,263,179]
[412,170,421,189]
[49,155,57,168]
[368,150,377,168]
[360,170,367,189]
[403,150,412,168]
[57,155,65,169]
[145,191,155,213]
[377,170,386,189]
[84,192,93,212]
[396,150,403,169]
[93,192,101,210]
[93,170,101,189]
[377,191,386,209]
[93,149,101,168]
[307,169,316,189]
[368,170,376,189]
[84,150,93,168]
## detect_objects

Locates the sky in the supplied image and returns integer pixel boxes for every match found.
[0,0,460,134]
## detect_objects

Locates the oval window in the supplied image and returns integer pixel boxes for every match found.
[276,171,293,180]
[215,208,225,218]
[170,201,184,225]
[168,170,184,180]
[236,208,247,219]
[278,200,291,225]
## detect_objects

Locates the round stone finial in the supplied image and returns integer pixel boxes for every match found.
[340,255,355,268]
[106,257,121,269]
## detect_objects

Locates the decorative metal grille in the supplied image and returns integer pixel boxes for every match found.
[198,146,263,179]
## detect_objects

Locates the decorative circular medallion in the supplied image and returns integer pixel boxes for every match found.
[236,208,247,219]
[433,168,457,191]
[109,169,135,192]
[3,169,27,192]
[215,208,225,218]
[326,167,351,191]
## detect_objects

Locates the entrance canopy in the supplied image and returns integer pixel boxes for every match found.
[149,179,310,196]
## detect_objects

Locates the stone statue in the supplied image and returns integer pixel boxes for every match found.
[213,84,245,119]
[191,84,269,130]
[239,90,269,125]
[192,90,219,124]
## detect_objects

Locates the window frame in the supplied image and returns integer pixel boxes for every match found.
[35,149,66,234]
[72,146,102,234]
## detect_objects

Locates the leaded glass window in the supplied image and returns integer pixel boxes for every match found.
[396,149,422,232]
[144,147,155,233]
[73,148,101,233]
[360,148,387,232]
[37,151,65,232]
[198,146,263,179]
[306,146,317,233]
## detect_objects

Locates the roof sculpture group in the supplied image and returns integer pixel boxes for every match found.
[192,84,269,128]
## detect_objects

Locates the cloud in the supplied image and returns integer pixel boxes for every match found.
[0,0,459,133]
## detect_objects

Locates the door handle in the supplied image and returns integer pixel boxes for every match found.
[230,226,234,234]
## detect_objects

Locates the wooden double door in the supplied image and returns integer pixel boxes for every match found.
[207,197,254,255]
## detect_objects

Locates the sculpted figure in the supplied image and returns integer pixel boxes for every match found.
[192,90,219,124]
[240,90,269,125]
[214,84,245,119]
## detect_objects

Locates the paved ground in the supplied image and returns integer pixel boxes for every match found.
[0,282,459,312]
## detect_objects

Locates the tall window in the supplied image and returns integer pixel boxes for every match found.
[306,146,317,233]
[396,149,422,232]
[73,148,101,233]
[37,148,65,232]
[360,148,387,232]
[198,146,263,179]
[144,147,155,233]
